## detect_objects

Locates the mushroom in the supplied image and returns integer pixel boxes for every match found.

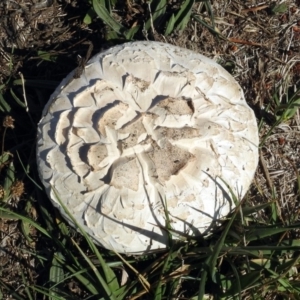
[37,41,259,254]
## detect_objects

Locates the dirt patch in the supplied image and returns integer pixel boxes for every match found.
[0,0,299,298]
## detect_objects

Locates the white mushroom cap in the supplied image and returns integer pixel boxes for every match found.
[37,41,259,254]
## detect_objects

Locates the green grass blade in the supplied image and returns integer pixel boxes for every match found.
[240,202,275,217]
[245,224,300,241]
[92,0,128,35]
[272,2,288,14]
[49,253,65,300]
[71,238,117,299]
[16,151,43,190]
[29,285,77,300]
[223,271,261,297]
[21,218,34,243]
[13,79,59,89]
[197,267,207,300]
[20,269,34,300]
[0,279,27,300]
[124,25,140,40]
[164,13,176,35]
[83,8,97,24]
[153,252,173,300]
[52,187,119,299]
[145,0,167,31]
[198,184,242,298]
[10,88,26,108]
[104,0,112,13]
[52,254,100,295]
[0,92,11,112]
[189,242,300,258]
[3,161,15,195]
[281,97,300,121]
[173,0,194,31]
[204,1,216,32]
[0,206,52,238]
[225,258,242,299]
[0,210,19,219]
[266,268,294,291]
[37,51,58,62]
[0,151,11,165]
[192,14,225,39]
[207,183,241,281]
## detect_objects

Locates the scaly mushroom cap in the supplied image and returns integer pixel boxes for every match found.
[37,41,259,254]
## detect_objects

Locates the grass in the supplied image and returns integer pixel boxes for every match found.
[1,186,300,299]
[0,0,300,299]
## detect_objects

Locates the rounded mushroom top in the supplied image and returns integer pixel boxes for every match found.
[37,41,259,254]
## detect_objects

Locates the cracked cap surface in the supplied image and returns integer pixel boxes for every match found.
[37,41,259,254]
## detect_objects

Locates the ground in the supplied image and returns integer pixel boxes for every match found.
[0,0,299,299]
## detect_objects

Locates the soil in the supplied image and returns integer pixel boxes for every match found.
[0,0,299,298]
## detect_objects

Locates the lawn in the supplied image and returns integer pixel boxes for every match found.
[0,0,300,299]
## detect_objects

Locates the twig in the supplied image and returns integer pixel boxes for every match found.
[241,5,269,13]
[228,37,262,47]
[147,1,156,36]
[18,72,28,113]
[227,10,272,35]
[73,41,94,79]
[259,150,274,192]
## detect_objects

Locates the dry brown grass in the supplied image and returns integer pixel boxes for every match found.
[0,0,299,299]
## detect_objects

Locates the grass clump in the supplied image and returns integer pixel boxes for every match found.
[1,190,300,299]
[84,0,218,40]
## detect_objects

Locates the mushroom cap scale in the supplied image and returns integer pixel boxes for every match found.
[37,41,259,254]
